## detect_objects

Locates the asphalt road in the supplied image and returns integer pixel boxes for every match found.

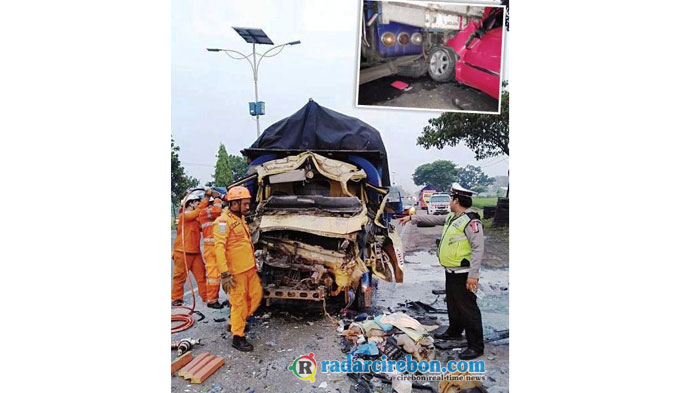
[357,75,499,112]
[170,209,509,392]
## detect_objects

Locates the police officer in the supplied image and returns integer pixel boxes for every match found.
[399,183,485,360]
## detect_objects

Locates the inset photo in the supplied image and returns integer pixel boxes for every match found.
[356,0,507,113]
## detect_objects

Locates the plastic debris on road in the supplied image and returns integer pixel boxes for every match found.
[352,342,379,356]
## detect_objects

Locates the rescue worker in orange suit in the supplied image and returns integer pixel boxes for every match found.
[171,189,210,306]
[213,186,262,352]
[198,190,225,309]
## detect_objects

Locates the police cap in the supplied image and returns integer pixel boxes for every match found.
[450,183,476,198]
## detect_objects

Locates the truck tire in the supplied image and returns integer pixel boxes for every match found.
[427,46,456,82]
[396,57,428,78]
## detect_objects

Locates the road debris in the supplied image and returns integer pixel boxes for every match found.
[202,384,223,393]
[390,80,413,91]
[173,338,203,356]
[332,310,441,391]
[171,351,193,374]
[353,342,379,356]
[176,352,225,384]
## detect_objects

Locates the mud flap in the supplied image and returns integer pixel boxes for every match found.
[384,234,405,283]
[359,272,372,309]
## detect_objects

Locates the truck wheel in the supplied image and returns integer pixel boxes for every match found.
[427,46,456,82]
[396,58,428,78]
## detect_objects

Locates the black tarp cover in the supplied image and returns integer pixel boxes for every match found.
[247,99,391,185]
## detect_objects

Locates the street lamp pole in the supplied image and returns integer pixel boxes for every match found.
[207,28,300,138]
[251,43,260,136]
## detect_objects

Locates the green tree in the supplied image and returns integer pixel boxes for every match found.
[458,164,495,191]
[228,155,248,183]
[412,160,459,192]
[171,137,199,205]
[212,144,234,187]
[210,143,249,187]
[417,88,509,160]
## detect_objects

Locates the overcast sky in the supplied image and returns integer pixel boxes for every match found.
[172,0,509,195]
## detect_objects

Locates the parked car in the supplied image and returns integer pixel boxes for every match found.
[427,193,451,215]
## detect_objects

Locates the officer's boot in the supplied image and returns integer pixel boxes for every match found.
[232,335,253,352]
[458,347,483,360]
[434,328,463,341]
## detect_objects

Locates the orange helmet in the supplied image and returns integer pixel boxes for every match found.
[225,186,251,201]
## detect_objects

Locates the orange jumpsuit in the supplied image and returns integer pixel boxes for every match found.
[213,209,262,336]
[171,198,209,303]
[197,198,223,304]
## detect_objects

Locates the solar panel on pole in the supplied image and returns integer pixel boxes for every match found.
[232,27,274,45]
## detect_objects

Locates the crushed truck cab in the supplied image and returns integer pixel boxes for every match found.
[233,100,405,309]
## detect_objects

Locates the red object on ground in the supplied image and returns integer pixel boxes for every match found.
[174,352,225,384]
[446,6,504,99]
[177,352,211,378]
[183,354,215,380]
[390,80,410,90]
[171,352,193,374]
[191,356,225,383]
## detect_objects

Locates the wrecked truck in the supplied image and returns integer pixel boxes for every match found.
[230,100,404,309]
[360,1,507,99]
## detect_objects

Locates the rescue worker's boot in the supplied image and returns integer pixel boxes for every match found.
[232,335,253,352]
[171,300,183,306]
[207,301,223,309]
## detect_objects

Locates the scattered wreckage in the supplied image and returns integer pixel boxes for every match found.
[230,100,405,309]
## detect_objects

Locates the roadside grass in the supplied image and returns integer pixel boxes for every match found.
[472,197,498,209]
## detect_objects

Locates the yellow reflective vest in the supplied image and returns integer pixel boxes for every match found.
[437,212,473,268]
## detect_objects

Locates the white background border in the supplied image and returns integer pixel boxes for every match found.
[1,1,695,392]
